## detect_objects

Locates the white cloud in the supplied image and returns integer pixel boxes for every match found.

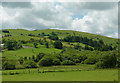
[71,4,118,37]
[1,2,118,38]
[2,2,73,30]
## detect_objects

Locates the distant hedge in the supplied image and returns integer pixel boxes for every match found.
[2,30,9,33]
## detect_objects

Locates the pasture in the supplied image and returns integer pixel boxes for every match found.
[2,69,118,81]
[1,29,119,82]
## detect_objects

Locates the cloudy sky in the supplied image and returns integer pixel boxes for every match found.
[0,1,118,38]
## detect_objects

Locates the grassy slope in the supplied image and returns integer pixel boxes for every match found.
[3,47,61,60]
[2,29,118,63]
[2,29,118,46]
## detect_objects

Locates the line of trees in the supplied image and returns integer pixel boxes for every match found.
[63,35,115,51]
[3,49,119,70]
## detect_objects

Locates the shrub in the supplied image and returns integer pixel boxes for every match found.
[5,40,22,50]
[24,56,27,60]
[117,57,120,68]
[2,30,9,33]
[61,60,75,65]
[95,53,117,68]
[3,61,16,70]
[49,35,59,40]
[52,58,61,65]
[34,42,38,48]
[73,59,80,63]
[9,72,15,75]
[95,61,104,69]
[83,57,97,64]
[36,53,45,62]
[23,60,37,68]
[18,57,24,64]
[39,57,53,66]
[54,41,63,49]
[39,56,60,66]
[45,42,49,48]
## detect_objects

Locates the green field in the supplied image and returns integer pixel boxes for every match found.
[2,69,118,81]
[3,47,61,60]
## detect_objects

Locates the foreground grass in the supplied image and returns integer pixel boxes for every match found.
[2,69,118,81]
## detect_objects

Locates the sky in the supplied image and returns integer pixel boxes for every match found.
[0,1,118,38]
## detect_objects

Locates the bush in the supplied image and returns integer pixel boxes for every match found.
[45,42,49,48]
[117,57,120,68]
[23,60,37,68]
[95,53,117,68]
[36,53,45,62]
[39,57,53,66]
[83,57,97,64]
[2,30,9,33]
[34,42,38,48]
[5,40,22,50]
[61,60,75,65]
[3,61,16,70]
[54,41,63,49]
[39,56,60,66]
[73,59,80,63]
[52,58,61,65]
[18,57,24,64]
[95,61,104,69]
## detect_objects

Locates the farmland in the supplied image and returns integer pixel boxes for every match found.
[1,29,119,81]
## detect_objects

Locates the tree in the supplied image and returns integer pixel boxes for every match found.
[34,42,38,48]
[54,41,63,49]
[28,34,34,36]
[117,57,120,68]
[61,60,75,65]
[2,30,9,33]
[52,58,61,65]
[39,57,53,66]
[95,52,117,68]
[51,32,57,36]
[18,57,24,64]
[45,42,49,48]
[38,33,40,36]
[39,56,60,66]
[3,61,16,70]
[5,40,22,50]
[32,55,35,61]
[23,60,37,68]
[20,33,23,35]
[36,53,45,62]
[49,35,59,40]
[24,56,27,60]
[30,38,34,42]
[41,32,45,36]
[83,57,97,64]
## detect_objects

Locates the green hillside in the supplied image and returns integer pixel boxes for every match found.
[2,29,118,46]
[1,29,119,81]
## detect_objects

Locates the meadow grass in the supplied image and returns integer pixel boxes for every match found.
[2,47,61,60]
[2,69,118,81]
[2,29,118,47]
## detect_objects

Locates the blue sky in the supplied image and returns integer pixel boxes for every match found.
[72,15,84,20]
